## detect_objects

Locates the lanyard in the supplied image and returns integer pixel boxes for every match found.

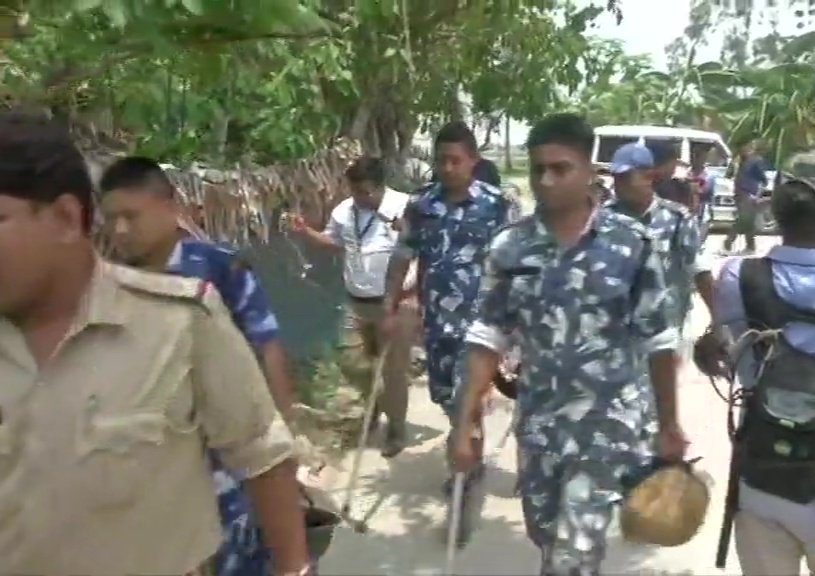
[352,206,377,242]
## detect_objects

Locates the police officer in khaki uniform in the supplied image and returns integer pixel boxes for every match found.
[0,111,312,575]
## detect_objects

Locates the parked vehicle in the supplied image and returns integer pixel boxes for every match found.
[708,169,778,234]
[593,125,731,177]
[594,125,776,234]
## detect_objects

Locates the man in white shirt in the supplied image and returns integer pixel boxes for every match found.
[289,156,417,457]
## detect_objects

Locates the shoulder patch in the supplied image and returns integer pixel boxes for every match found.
[478,181,504,197]
[109,263,220,313]
[597,209,652,241]
[413,182,437,196]
[657,197,692,218]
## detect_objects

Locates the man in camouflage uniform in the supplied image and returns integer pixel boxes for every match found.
[382,121,513,498]
[604,143,714,442]
[453,114,686,575]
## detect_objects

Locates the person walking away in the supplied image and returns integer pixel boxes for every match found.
[704,178,815,575]
[98,156,302,576]
[454,113,686,576]
[722,140,767,255]
[383,121,513,539]
[0,111,311,576]
[287,156,417,458]
[605,143,713,445]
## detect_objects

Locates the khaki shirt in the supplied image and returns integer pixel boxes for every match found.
[0,260,294,575]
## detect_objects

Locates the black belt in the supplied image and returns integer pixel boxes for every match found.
[347,293,384,303]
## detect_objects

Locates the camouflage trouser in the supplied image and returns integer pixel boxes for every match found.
[425,335,467,420]
[518,419,650,576]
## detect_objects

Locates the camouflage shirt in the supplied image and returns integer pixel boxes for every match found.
[605,196,708,325]
[395,180,511,341]
[465,208,678,451]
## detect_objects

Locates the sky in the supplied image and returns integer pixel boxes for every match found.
[412,0,697,147]
[498,0,694,145]
[591,0,692,70]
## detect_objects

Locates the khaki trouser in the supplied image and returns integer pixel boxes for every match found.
[735,510,815,575]
[337,298,416,433]
[724,194,758,251]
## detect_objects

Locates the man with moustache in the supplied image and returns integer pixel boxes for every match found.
[0,111,311,575]
[453,114,685,575]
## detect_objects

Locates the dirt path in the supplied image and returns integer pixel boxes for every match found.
[309,234,778,575]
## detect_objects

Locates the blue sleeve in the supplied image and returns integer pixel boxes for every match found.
[749,160,768,185]
[394,197,423,260]
[630,238,678,352]
[465,229,517,353]
[221,260,280,347]
[713,257,747,334]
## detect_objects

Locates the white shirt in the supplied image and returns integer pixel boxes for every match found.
[324,188,412,298]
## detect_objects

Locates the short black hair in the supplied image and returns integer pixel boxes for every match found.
[772,178,815,238]
[648,141,679,166]
[525,113,593,158]
[0,110,94,231]
[345,156,386,186]
[99,156,173,197]
[434,121,478,156]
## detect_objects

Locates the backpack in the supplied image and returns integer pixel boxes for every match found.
[738,256,815,503]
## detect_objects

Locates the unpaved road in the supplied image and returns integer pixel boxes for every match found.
[311,233,778,575]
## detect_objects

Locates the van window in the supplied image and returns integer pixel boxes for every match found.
[643,137,683,157]
[689,138,729,168]
[595,136,639,163]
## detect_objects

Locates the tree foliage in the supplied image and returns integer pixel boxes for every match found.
[0,0,623,166]
[576,0,815,167]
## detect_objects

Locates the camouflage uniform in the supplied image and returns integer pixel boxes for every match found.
[605,197,705,442]
[464,209,678,575]
[166,238,283,576]
[394,180,511,419]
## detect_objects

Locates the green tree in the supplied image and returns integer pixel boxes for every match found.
[0,0,625,167]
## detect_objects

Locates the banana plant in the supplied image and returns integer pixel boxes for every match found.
[694,60,815,165]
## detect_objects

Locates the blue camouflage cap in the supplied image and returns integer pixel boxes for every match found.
[610,143,654,175]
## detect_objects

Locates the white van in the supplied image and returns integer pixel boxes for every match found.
[592,125,732,175]
[593,125,736,227]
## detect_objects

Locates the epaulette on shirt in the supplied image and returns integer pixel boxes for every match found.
[109,263,221,313]
[598,209,653,242]
[656,197,692,219]
[476,180,504,197]
[413,181,437,196]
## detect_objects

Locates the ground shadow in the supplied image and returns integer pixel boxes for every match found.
[320,435,540,575]
[364,421,444,451]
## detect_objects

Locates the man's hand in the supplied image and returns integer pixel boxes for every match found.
[285,213,309,233]
[693,328,732,378]
[452,432,479,473]
[245,460,311,575]
[657,423,688,462]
